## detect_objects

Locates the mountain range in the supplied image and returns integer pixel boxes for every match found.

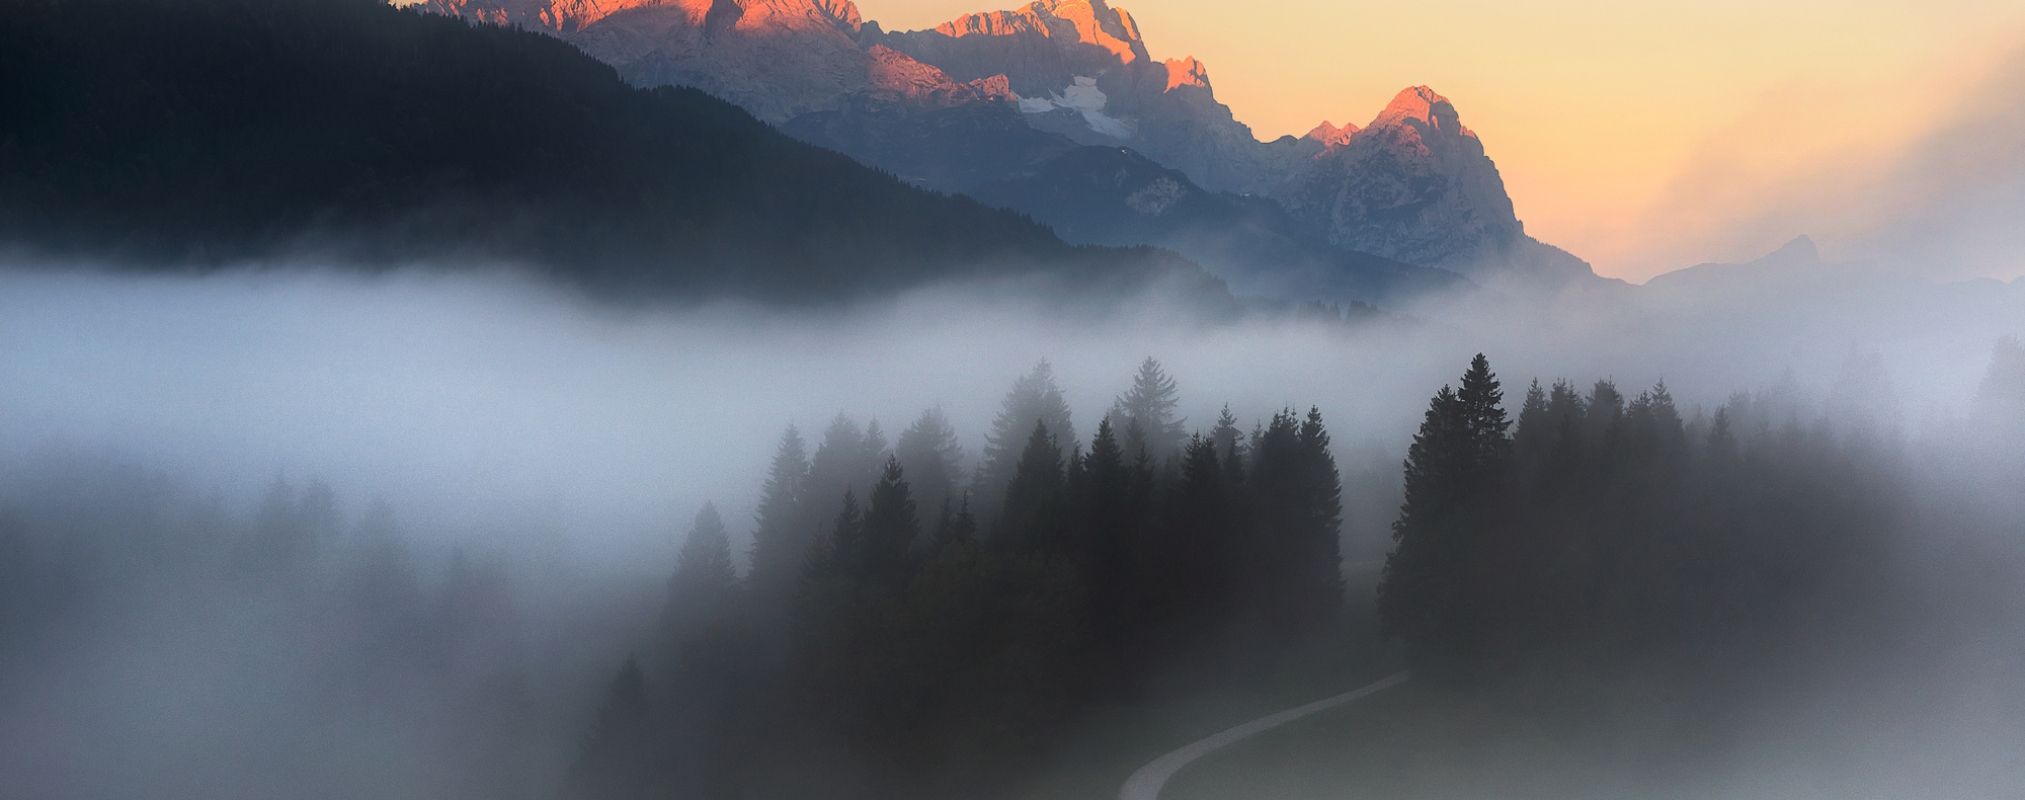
[420,0,1601,294]
[0,0,1234,308]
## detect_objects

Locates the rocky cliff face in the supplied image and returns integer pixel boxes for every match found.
[869,2,1597,282]
[1285,87,1517,266]
[871,0,1310,196]
[421,0,1597,285]
[870,0,1146,96]
[422,0,989,122]
[1278,87,1593,281]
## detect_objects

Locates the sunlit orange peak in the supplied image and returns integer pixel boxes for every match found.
[1305,120,1358,147]
[1371,86,1449,126]
[1163,56,1209,92]
[931,0,1146,64]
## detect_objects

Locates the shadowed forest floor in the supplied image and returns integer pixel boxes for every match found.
[1005,566,1400,800]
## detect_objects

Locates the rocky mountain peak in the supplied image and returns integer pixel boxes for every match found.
[419,0,863,35]
[1277,86,1595,281]
[1368,85,1472,141]
[864,44,1013,106]
[1162,56,1209,92]
[929,0,1148,66]
[1305,120,1358,147]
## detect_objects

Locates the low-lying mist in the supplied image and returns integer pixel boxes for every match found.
[1,259,2021,799]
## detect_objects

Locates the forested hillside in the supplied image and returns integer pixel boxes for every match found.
[0,0,1227,304]
[574,359,1350,798]
[3,341,2023,798]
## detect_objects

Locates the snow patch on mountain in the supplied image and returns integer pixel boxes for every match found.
[1017,77,1131,138]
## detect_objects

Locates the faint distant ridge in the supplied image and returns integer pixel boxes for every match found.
[0,0,1233,307]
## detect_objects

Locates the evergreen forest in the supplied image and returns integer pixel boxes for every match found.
[2,343,2023,799]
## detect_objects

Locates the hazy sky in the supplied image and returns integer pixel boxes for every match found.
[864,0,2025,281]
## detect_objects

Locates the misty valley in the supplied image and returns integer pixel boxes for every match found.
[5,1,2025,799]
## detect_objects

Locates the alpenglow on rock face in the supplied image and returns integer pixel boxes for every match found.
[420,0,987,122]
[872,0,1310,196]
[1288,87,1519,268]
[419,0,1598,285]
[1276,87,1593,281]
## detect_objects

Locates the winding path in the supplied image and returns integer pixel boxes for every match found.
[1117,671,1412,800]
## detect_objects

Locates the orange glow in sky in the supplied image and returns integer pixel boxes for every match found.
[864,0,2025,281]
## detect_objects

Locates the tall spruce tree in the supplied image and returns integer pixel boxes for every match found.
[1160,433,1234,640]
[1109,358,1185,466]
[974,361,1076,524]
[1379,354,1512,674]
[1209,404,1247,483]
[1514,379,1552,469]
[745,425,810,608]
[803,415,886,557]
[1080,418,1140,641]
[666,503,737,643]
[858,457,920,591]
[1245,408,1344,634]
[896,408,963,530]
[1000,421,1066,554]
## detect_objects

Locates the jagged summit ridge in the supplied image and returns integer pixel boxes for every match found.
[1369,86,1470,135]
[419,0,1599,284]
[421,0,862,35]
[1163,56,1209,92]
[1305,120,1358,147]
[1281,85,1591,282]
[423,0,1003,122]
[928,0,1148,68]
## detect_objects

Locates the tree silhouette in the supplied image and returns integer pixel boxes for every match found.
[973,361,1075,522]
[1109,357,1185,467]
[666,503,737,643]
[896,408,964,527]
[1379,354,1510,674]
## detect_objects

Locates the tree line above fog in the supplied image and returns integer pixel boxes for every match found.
[2,341,2023,798]
[574,358,1348,798]
[565,341,2025,799]
[0,0,1230,306]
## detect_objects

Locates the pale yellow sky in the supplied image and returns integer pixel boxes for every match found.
[864,0,2025,281]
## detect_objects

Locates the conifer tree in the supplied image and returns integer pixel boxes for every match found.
[933,495,978,549]
[803,415,885,556]
[1000,421,1066,554]
[975,361,1075,523]
[1158,433,1234,639]
[1626,382,1687,463]
[1245,408,1344,633]
[1109,357,1185,466]
[859,458,919,590]
[1458,354,1512,462]
[1080,418,1140,638]
[1209,404,1247,483]
[745,425,810,607]
[666,503,737,643]
[1379,355,1512,674]
[896,408,963,525]
[1585,379,1625,455]
[1514,379,1552,468]
[816,490,863,584]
